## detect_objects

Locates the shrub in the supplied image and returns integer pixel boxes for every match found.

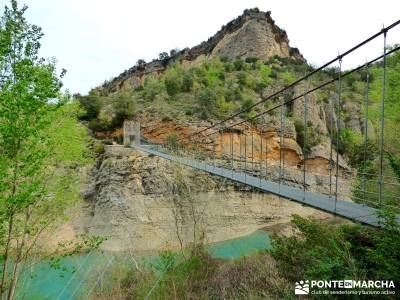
[111,93,135,128]
[233,58,245,71]
[164,68,182,96]
[220,55,230,63]
[245,56,259,64]
[387,151,400,182]
[280,70,296,85]
[77,95,102,120]
[270,215,359,282]
[237,72,247,87]
[294,119,321,155]
[165,133,181,149]
[270,213,400,287]
[196,88,217,118]
[88,118,110,132]
[142,76,163,101]
[93,141,105,155]
[182,72,193,92]
[338,128,378,167]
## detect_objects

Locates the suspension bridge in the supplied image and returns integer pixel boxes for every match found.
[129,20,400,228]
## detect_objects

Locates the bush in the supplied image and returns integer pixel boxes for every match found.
[77,95,102,120]
[219,55,230,62]
[233,58,245,71]
[245,56,259,64]
[93,141,105,155]
[110,93,135,128]
[88,118,110,132]
[270,215,359,282]
[237,71,247,87]
[142,76,163,101]
[338,128,377,167]
[165,133,181,149]
[182,72,193,92]
[271,214,400,286]
[196,88,217,118]
[164,68,182,96]
[294,119,321,155]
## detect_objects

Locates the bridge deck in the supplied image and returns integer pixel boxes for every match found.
[134,145,397,227]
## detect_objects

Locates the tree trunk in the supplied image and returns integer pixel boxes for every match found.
[0,213,14,297]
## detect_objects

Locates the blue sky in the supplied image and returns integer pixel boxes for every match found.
[6,0,400,94]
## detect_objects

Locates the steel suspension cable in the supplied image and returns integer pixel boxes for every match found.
[335,58,343,214]
[378,31,388,207]
[303,89,308,202]
[362,63,371,202]
[260,132,263,188]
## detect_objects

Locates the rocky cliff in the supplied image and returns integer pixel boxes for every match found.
[50,146,335,252]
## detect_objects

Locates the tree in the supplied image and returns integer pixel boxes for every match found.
[159,52,169,61]
[169,48,180,57]
[0,2,91,298]
[136,59,146,70]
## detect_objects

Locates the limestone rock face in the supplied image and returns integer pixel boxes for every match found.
[60,146,336,252]
[210,18,294,61]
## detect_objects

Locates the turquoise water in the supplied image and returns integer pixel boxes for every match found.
[207,230,271,260]
[15,230,271,299]
[16,250,112,300]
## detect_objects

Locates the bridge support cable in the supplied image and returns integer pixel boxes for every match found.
[335,58,343,214]
[221,128,224,170]
[239,131,242,174]
[265,129,268,181]
[362,63,371,202]
[279,97,284,194]
[244,132,247,183]
[260,132,263,188]
[329,96,334,201]
[231,130,234,176]
[303,89,308,203]
[251,130,254,174]
[378,30,388,207]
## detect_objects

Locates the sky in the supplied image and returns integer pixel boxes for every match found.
[4,0,400,94]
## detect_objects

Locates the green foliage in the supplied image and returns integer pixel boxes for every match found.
[164,66,182,96]
[386,151,400,182]
[142,75,163,101]
[93,140,105,155]
[270,215,359,282]
[294,120,321,155]
[233,58,245,71]
[88,118,110,132]
[237,72,256,90]
[338,128,378,167]
[110,92,135,128]
[100,248,292,299]
[77,94,101,120]
[0,3,93,297]
[271,214,400,287]
[196,88,217,119]
[181,71,193,92]
[165,133,181,149]
[280,70,296,85]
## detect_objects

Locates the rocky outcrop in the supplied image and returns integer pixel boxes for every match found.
[103,8,303,92]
